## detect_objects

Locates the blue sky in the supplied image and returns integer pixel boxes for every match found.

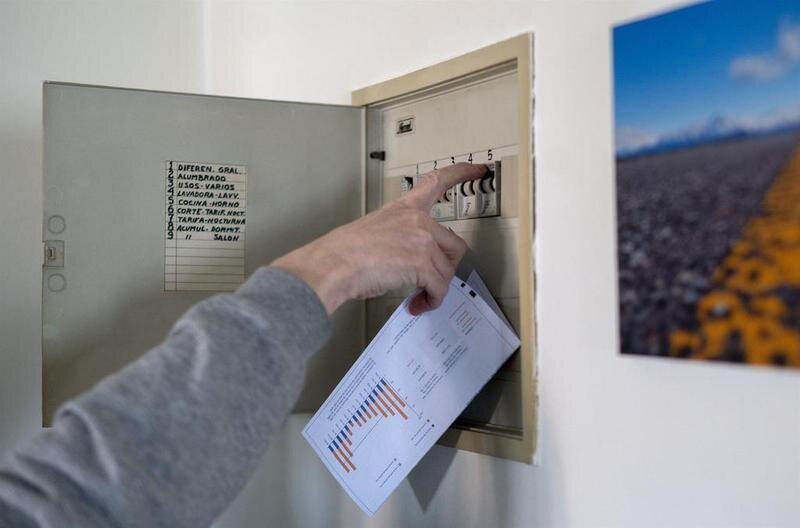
[614,0,800,155]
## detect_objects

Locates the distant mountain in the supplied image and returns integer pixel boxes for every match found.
[617,111,800,159]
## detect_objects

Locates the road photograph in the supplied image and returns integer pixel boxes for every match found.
[614,0,800,366]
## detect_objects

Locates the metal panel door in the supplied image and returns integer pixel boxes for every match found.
[43,83,363,423]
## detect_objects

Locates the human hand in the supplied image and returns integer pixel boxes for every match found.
[271,162,487,315]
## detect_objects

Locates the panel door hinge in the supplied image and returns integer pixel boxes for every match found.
[43,240,64,268]
[369,151,386,161]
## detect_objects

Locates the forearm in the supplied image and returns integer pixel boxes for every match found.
[0,267,330,528]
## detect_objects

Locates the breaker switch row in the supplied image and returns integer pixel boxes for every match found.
[401,161,501,221]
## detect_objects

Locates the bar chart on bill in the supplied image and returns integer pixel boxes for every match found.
[326,375,414,473]
[304,351,444,509]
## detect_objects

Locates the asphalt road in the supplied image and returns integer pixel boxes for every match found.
[616,131,800,358]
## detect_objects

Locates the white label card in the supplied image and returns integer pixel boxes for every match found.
[164,161,247,292]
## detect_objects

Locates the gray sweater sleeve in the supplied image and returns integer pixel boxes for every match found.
[0,267,331,528]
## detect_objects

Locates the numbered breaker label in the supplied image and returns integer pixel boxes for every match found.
[403,161,501,221]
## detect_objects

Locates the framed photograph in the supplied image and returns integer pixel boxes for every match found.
[613,0,800,366]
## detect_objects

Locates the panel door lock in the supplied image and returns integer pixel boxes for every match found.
[43,240,65,268]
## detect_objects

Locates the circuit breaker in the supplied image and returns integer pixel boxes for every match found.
[42,34,536,463]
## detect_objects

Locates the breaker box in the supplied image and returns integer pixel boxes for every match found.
[42,34,536,462]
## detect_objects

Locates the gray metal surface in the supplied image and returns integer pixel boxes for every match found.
[42,83,364,422]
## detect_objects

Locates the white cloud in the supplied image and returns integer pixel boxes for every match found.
[615,126,659,155]
[730,17,800,82]
[779,18,800,61]
[738,103,800,131]
[730,54,786,81]
[616,102,800,156]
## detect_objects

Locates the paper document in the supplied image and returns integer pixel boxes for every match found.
[466,270,511,327]
[302,272,520,515]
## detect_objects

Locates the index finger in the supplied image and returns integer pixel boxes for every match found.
[400,162,487,211]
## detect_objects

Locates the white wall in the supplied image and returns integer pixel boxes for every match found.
[209,2,800,527]
[2,1,800,527]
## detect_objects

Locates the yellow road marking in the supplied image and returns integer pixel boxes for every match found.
[669,145,800,366]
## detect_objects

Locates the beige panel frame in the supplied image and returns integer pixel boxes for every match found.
[353,34,536,463]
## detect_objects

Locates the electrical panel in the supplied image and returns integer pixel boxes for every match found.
[42,34,536,463]
[355,34,536,462]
